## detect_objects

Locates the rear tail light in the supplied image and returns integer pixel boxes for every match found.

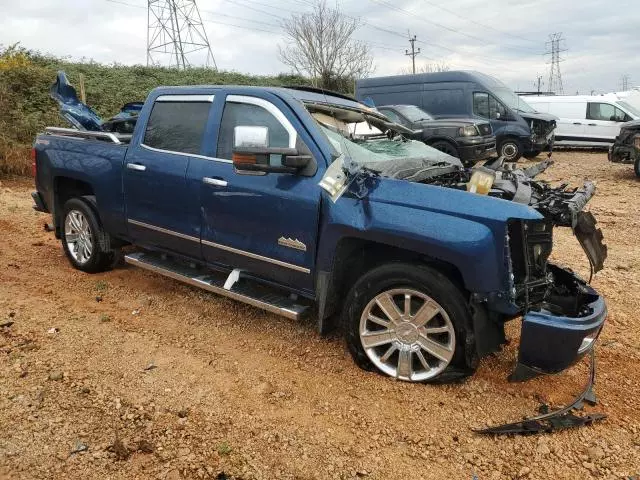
[31,148,37,177]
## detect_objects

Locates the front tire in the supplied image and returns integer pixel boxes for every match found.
[430,140,460,158]
[499,138,523,162]
[343,263,476,383]
[61,198,117,273]
[634,156,640,178]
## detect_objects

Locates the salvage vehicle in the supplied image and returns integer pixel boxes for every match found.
[609,119,640,177]
[375,104,495,165]
[356,71,557,162]
[525,94,640,147]
[32,83,607,384]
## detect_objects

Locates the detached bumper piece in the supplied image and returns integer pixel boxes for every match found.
[476,349,606,435]
[511,265,606,382]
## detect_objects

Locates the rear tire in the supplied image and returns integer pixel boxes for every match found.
[498,138,523,162]
[342,263,476,383]
[430,140,460,158]
[61,198,118,273]
[634,156,640,178]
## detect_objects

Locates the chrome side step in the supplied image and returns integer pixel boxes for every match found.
[124,252,309,320]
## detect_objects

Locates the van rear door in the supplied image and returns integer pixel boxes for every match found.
[532,100,587,143]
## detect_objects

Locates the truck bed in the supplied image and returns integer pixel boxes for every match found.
[42,127,132,145]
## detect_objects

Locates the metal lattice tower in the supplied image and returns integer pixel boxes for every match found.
[546,33,566,94]
[621,74,631,91]
[147,0,217,69]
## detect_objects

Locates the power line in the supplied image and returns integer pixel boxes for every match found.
[106,0,281,34]
[417,0,539,44]
[368,0,543,54]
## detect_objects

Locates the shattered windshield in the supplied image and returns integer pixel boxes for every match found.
[319,123,459,167]
[493,87,536,113]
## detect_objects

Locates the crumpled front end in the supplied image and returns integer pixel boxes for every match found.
[505,212,607,381]
[510,265,606,381]
[609,128,640,165]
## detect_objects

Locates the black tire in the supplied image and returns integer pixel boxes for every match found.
[634,156,640,178]
[342,263,476,383]
[523,150,541,159]
[61,198,117,273]
[498,138,523,162]
[430,140,460,158]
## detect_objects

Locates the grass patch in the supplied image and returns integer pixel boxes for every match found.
[216,442,232,456]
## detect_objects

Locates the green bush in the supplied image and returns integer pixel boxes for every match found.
[0,44,310,176]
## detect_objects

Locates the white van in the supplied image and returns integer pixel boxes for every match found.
[523,95,640,146]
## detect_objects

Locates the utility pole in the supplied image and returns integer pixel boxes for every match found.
[545,33,566,94]
[405,33,420,74]
[147,0,217,69]
[621,74,631,91]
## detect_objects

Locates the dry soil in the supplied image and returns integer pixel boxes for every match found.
[0,151,639,480]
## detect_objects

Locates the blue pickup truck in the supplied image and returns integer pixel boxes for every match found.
[32,80,608,384]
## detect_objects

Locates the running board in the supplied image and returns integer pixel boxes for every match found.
[124,252,309,320]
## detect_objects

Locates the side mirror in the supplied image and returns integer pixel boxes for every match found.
[232,125,311,174]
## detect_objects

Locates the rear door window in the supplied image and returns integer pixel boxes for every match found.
[143,98,211,154]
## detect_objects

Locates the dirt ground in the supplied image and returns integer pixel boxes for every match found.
[0,151,639,480]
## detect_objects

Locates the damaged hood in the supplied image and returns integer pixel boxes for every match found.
[50,71,103,131]
[49,71,141,134]
[519,111,557,123]
[324,155,606,273]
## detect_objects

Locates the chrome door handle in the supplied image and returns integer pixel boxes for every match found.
[127,163,146,171]
[203,177,227,187]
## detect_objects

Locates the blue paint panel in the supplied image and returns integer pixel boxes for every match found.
[35,136,128,236]
[317,177,541,293]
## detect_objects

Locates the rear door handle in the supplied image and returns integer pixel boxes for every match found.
[203,177,227,187]
[126,163,146,171]
[588,123,597,126]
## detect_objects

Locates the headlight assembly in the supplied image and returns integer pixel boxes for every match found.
[459,125,479,137]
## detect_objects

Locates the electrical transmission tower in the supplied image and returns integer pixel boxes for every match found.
[147,0,217,69]
[621,74,631,91]
[546,33,566,94]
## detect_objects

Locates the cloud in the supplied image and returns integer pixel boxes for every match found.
[1,0,638,93]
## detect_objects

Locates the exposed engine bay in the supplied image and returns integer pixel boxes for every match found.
[312,104,607,277]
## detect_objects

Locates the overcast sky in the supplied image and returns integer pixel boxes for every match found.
[1,0,638,94]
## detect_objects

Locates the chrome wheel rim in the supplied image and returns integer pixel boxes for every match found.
[64,210,93,264]
[359,288,455,382]
[501,143,518,160]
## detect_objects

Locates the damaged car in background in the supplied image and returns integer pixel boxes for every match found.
[609,119,640,177]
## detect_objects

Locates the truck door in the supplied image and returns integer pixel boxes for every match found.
[192,94,323,293]
[472,91,510,134]
[123,94,213,258]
